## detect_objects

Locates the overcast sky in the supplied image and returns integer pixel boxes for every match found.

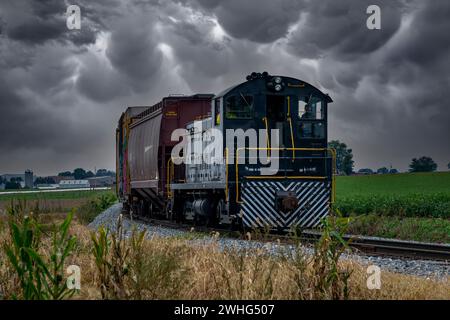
[0,0,449,176]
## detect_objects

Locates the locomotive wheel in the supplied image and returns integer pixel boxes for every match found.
[173,197,185,223]
[140,200,148,217]
[206,200,220,227]
[149,201,154,217]
[193,213,201,226]
[121,202,131,216]
[230,219,241,231]
[231,216,245,232]
[165,202,173,220]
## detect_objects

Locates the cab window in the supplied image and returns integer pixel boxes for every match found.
[299,122,325,139]
[299,96,324,120]
[225,95,254,119]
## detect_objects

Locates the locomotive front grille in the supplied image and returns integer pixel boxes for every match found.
[241,180,331,230]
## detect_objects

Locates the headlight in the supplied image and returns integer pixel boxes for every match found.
[265,74,284,92]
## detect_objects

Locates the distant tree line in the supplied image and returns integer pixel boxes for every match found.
[1,177,23,190]
[57,168,115,180]
[357,157,439,174]
[328,140,445,175]
[357,167,399,175]
[409,156,437,173]
[34,177,56,185]
[328,140,354,175]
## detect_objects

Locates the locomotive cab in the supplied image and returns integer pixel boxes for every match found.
[214,72,335,230]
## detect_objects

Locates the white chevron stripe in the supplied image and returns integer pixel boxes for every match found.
[245,186,287,227]
[243,188,276,226]
[307,188,331,226]
[292,182,329,226]
[242,193,266,228]
[298,196,326,226]
[252,186,299,224]
[244,192,282,227]
[242,214,259,228]
[286,182,327,223]
[243,185,284,227]
[290,182,322,215]
[300,192,329,227]
[241,180,331,229]
[259,181,322,226]
[313,204,331,227]
[242,207,264,228]
[247,191,284,226]
[252,182,303,223]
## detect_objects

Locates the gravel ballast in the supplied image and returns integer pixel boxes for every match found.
[89,203,450,280]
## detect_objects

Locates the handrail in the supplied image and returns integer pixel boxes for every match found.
[288,118,295,160]
[235,147,335,203]
[225,147,229,202]
[328,148,337,203]
[287,96,295,160]
[245,176,326,180]
[166,157,173,198]
[262,117,270,156]
[287,96,291,116]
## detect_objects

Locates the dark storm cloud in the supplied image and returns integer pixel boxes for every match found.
[105,16,163,92]
[304,0,450,170]
[0,76,59,150]
[75,52,130,102]
[0,0,101,46]
[287,0,403,60]
[190,0,304,43]
[0,0,449,175]
[7,18,62,44]
[0,47,99,167]
[382,2,450,74]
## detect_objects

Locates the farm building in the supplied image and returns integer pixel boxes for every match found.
[36,184,59,190]
[59,180,90,189]
[87,176,115,188]
[25,170,33,188]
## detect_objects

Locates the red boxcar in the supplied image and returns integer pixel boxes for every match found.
[116,94,213,214]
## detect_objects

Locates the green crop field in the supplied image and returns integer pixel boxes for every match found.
[0,189,113,202]
[334,172,450,218]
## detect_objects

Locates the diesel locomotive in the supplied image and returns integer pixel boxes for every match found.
[116,72,335,230]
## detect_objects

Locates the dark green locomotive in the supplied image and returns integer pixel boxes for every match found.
[117,72,335,230]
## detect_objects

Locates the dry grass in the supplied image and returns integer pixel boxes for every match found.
[0,199,89,214]
[1,218,449,300]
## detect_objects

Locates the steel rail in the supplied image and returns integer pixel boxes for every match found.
[129,215,450,261]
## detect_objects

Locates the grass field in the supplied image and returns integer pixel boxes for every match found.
[347,215,450,243]
[1,213,449,300]
[334,172,450,242]
[1,174,449,242]
[336,172,450,196]
[0,189,112,202]
[0,189,116,215]
[334,172,450,218]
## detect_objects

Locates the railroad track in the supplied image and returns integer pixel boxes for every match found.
[131,215,450,261]
[300,230,450,261]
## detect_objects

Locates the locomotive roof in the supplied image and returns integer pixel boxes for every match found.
[214,74,332,103]
[122,94,214,121]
